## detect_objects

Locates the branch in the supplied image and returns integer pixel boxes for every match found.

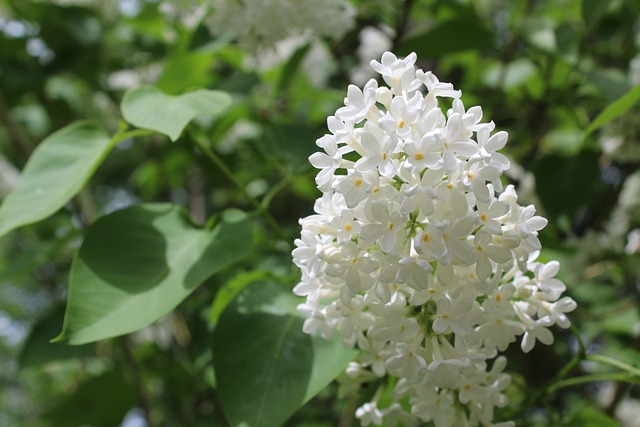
[120,337,158,427]
[0,87,32,157]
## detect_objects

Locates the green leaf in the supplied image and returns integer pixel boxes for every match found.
[520,17,557,52]
[602,308,640,337]
[482,58,537,89]
[564,407,619,427]
[397,18,494,58]
[584,84,640,137]
[582,68,629,101]
[43,370,136,427]
[277,43,311,93]
[209,270,271,328]
[56,203,253,345]
[532,151,601,226]
[156,51,217,95]
[0,121,113,238]
[214,282,358,427]
[582,0,610,28]
[121,85,232,142]
[19,305,94,369]
[260,123,321,173]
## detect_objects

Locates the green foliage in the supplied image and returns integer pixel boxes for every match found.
[19,305,94,369]
[397,15,494,58]
[564,406,619,427]
[121,86,232,141]
[584,84,640,137]
[0,121,112,238]
[43,370,137,427]
[56,203,253,344]
[532,150,602,227]
[213,282,358,427]
[1,0,640,426]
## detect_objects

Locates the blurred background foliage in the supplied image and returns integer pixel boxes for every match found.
[1,0,640,426]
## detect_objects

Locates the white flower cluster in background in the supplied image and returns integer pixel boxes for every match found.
[293,51,577,427]
[205,0,355,49]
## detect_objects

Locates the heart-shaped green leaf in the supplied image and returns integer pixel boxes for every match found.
[121,85,232,141]
[214,282,358,427]
[0,121,113,238]
[56,203,253,345]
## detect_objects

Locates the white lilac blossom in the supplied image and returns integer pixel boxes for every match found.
[205,0,355,49]
[293,51,577,426]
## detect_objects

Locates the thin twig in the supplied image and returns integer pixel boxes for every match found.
[0,87,33,157]
[189,127,292,246]
[391,0,416,49]
[120,337,158,427]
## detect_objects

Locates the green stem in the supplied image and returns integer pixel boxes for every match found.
[511,325,587,419]
[586,354,640,378]
[260,173,298,211]
[111,128,158,146]
[188,127,292,246]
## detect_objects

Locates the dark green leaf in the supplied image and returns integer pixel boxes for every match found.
[56,203,253,344]
[260,123,320,173]
[582,68,629,102]
[582,0,610,28]
[43,370,136,427]
[277,43,311,93]
[532,151,601,226]
[121,85,232,141]
[584,84,640,137]
[19,305,94,369]
[214,282,358,427]
[397,18,494,58]
[0,121,113,239]
[564,407,619,427]
[209,270,271,328]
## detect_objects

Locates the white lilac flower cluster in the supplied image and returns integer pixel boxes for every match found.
[293,52,577,427]
[205,0,355,49]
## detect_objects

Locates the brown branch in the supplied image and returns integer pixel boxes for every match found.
[120,337,158,427]
[391,0,416,49]
[0,87,33,158]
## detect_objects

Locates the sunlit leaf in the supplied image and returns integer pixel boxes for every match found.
[121,85,232,141]
[209,270,271,328]
[214,282,358,427]
[277,43,310,93]
[482,58,537,89]
[0,121,113,239]
[584,84,640,136]
[56,203,253,344]
[157,51,217,94]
